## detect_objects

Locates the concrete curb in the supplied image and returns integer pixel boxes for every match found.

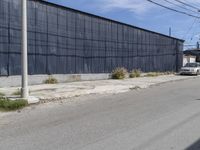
[38,75,200,103]
[1,75,199,105]
[8,96,40,105]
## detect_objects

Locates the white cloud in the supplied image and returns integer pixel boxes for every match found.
[94,0,200,15]
[98,0,154,14]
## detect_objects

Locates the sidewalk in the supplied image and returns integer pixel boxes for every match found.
[0,75,198,102]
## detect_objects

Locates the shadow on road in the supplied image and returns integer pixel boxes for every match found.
[185,138,200,150]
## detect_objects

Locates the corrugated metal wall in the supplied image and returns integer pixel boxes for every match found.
[0,0,183,76]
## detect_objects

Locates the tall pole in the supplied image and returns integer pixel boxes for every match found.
[21,0,29,99]
[169,27,172,37]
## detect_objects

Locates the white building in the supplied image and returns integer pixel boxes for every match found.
[183,55,196,66]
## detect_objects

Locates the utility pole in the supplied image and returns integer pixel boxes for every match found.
[21,0,29,99]
[169,27,172,37]
[197,42,200,50]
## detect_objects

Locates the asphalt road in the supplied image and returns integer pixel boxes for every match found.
[1,77,200,150]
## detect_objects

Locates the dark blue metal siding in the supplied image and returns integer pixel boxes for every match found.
[0,0,183,76]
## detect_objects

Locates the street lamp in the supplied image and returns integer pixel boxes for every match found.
[21,0,29,99]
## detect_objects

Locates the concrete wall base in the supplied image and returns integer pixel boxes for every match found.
[0,74,111,88]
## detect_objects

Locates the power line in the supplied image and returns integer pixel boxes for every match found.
[182,0,200,7]
[162,0,199,14]
[147,0,200,18]
[173,0,200,11]
[188,19,200,41]
[182,18,197,39]
[147,0,200,45]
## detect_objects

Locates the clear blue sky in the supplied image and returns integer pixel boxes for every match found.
[46,0,200,50]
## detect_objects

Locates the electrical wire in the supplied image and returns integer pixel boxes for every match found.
[162,0,199,14]
[182,18,197,39]
[147,0,200,18]
[148,0,200,50]
[188,19,200,42]
[173,0,200,11]
[182,0,200,7]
